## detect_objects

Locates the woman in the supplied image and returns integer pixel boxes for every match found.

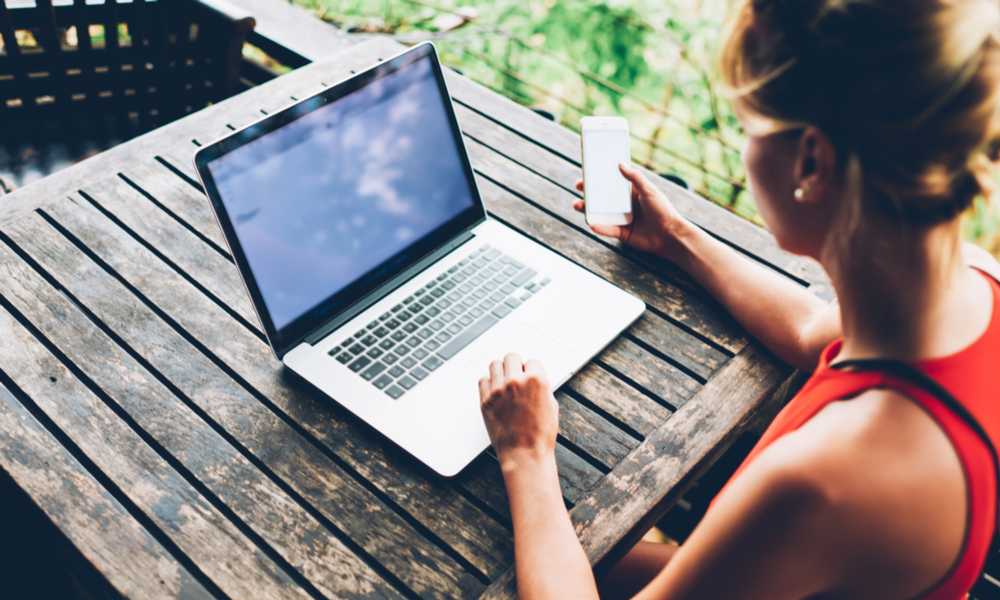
[477,1,1000,599]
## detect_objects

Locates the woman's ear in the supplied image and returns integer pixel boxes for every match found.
[794,127,838,204]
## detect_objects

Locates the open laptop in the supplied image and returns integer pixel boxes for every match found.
[193,42,645,477]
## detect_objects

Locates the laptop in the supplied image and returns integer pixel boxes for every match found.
[193,42,645,477]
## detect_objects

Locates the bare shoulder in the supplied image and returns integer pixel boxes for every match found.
[964,241,1000,283]
[758,388,967,600]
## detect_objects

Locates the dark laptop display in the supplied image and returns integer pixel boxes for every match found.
[195,44,485,355]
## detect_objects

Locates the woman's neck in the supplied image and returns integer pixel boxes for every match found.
[823,219,993,362]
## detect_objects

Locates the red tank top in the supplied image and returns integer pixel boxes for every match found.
[719,272,1000,600]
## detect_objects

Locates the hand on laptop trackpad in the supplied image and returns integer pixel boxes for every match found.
[462,323,576,386]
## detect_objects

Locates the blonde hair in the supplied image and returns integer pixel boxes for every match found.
[718,0,1000,227]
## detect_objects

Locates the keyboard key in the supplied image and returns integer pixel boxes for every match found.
[484,248,501,260]
[453,273,467,283]
[500,284,516,295]
[406,337,422,348]
[391,331,407,342]
[426,306,441,317]
[442,281,456,291]
[336,352,353,364]
[435,331,452,343]
[438,299,453,310]
[366,348,384,359]
[540,277,551,286]
[374,327,389,338]
[348,356,371,372]
[403,323,418,333]
[469,307,484,318]
[492,304,512,319]
[379,339,395,350]
[441,311,456,323]
[385,385,405,399]
[480,299,496,311]
[521,292,532,301]
[503,265,519,276]
[462,297,477,308]
[489,263,504,272]
[367,321,380,330]
[437,273,449,281]
[383,353,399,365]
[473,258,487,269]
[422,355,444,371]
[418,328,433,339]
[349,344,365,355]
[327,346,342,357]
[437,314,500,360]
[415,288,426,296]
[469,276,484,286]
[511,268,537,287]
[394,345,411,356]
[339,338,353,348]
[386,319,401,330]
[411,366,429,380]
[398,375,417,390]
[447,324,462,335]
[425,340,440,352]
[361,335,377,346]
[447,265,459,274]
[430,320,444,331]
[494,273,509,283]
[447,291,462,302]
[473,289,488,299]
[380,312,392,321]
[389,366,405,378]
[403,296,415,304]
[459,258,470,267]
[453,303,467,314]
[489,291,505,303]
[483,281,498,291]
[500,255,524,268]
[525,282,538,292]
[480,244,490,251]
[426,280,437,288]
[392,304,404,313]
[431,288,445,298]
[361,362,386,381]
[413,348,429,360]
[458,315,474,326]
[420,295,435,306]
[461,266,477,276]
[401,357,418,369]
[408,303,424,314]
[354,329,367,339]
[415,314,430,325]
[397,311,412,322]
[372,374,393,390]
[504,296,522,309]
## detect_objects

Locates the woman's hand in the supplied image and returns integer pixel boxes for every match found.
[574,163,689,257]
[478,353,559,470]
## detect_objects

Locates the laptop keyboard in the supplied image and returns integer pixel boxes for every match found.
[326,244,550,399]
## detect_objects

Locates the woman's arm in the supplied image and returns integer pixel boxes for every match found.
[576,165,838,372]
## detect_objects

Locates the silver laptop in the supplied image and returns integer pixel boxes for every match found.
[193,42,645,477]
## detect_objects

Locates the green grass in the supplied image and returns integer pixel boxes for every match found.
[293,0,1000,257]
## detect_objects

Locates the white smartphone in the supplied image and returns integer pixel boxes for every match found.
[581,116,633,227]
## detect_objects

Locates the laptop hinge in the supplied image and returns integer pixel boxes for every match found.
[302,229,478,347]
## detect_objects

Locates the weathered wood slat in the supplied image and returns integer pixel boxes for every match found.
[597,337,701,409]
[555,391,637,470]
[0,300,311,600]
[0,236,414,600]
[34,194,514,581]
[478,343,792,600]
[3,207,487,598]
[565,363,671,438]
[79,175,260,331]
[0,384,214,600]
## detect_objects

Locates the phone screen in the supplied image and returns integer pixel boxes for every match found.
[583,129,631,214]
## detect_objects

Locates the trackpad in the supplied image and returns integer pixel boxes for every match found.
[461,323,576,387]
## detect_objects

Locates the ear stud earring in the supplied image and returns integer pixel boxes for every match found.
[794,188,805,200]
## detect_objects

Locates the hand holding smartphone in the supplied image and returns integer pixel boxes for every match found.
[581,116,633,227]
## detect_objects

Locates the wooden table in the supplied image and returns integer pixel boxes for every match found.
[0,37,827,600]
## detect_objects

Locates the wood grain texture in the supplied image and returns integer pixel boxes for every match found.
[555,391,637,470]
[0,384,213,600]
[478,343,792,600]
[34,193,514,582]
[0,294,310,600]
[5,206,486,598]
[564,363,671,438]
[0,233,411,600]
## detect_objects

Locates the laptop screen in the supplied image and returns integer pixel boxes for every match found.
[196,44,484,355]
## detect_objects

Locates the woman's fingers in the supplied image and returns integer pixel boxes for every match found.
[488,359,504,391]
[590,223,626,240]
[572,200,585,213]
[478,376,490,403]
[575,179,584,192]
[503,352,524,378]
[619,163,659,199]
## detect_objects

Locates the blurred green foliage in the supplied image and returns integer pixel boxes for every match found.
[294,0,1000,256]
